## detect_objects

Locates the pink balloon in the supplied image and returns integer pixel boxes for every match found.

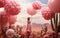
[6,29,15,37]
[32,1,42,10]
[27,7,37,16]
[0,0,5,8]
[48,0,60,13]
[9,15,16,24]
[4,0,21,15]
[0,11,8,25]
[41,7,55,20]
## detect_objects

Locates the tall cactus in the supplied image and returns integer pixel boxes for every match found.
[50,13,60,38]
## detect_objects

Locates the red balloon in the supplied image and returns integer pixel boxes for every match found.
[27,7,37,16]
[9,15,16,24]
[4,0,21,15]
[41,7,55,20]
[0,11,8,25]
[32,1,42,10]
[48,0,60,13]
[0,0,5,8]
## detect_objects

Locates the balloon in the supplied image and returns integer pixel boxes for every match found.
[6,29,15,37]
[32,1,42,10]
[9,15,16,24]
[41,7,55,20]
[4,0,21,15]
[48,0,60,13]
[0,11,8,25]
[0,0,5,8]
[27,7,37,16]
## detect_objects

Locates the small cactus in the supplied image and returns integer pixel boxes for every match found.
[42,24,47,34]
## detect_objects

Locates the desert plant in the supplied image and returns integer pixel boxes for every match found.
[50,13,60,38]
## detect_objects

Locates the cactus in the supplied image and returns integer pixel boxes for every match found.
[19,25,23,35]
[51,13,55,31]
[42,24,47,34]
[50,13,60,38]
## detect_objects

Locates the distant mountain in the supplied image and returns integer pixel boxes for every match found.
[32,23,52,31]
[22,23,52,31]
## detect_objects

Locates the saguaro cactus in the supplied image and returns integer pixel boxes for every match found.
[50,13,60,38]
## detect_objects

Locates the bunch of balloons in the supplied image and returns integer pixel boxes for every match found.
[0,0,5,8]
[48,0,60,13]
[27,1,42,16]
[0,0,21,26]
[32,1,42,10]
[41,7,55,20]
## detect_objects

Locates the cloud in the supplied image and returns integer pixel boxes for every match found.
[14,2,50,26]
[0,0,49,26]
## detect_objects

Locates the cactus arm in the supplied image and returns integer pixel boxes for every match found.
[51,13,55,31]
